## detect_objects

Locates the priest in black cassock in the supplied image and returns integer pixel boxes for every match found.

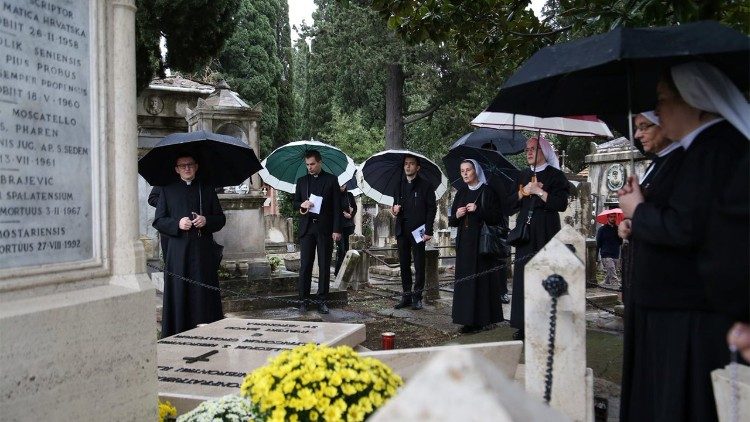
[153,154,226,338]
[449,159,504,333]
[618,62,749,422]
[507,137,569,340]
[294,150,342,314]
[334,184,357,277]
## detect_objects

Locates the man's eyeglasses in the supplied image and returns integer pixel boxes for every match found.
[635,123,656,132]
[176,163,196,170]
[524,147,538,153]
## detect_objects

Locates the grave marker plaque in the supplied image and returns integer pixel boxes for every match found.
[0,0,94,270]
[158,318,366,412]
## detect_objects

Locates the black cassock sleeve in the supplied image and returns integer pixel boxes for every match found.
[148,186,161,208]
[425,185,437,235]
[153,189,180,237]
[203,187,226,234]
[541,170,569,212]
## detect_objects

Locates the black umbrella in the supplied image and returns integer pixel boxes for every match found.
[487,21,749,118]
[442,146,520,195]
[450,128,528,155]
[138,130,263,186]
[359,150,448,206]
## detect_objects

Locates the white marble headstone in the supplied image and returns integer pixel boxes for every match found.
[370,348,569,421]
[158,318,365,413]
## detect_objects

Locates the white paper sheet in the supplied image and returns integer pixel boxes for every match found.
[411,224,426,243]
[308,194,323,214]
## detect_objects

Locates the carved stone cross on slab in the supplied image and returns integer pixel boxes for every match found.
[183,349,218,364]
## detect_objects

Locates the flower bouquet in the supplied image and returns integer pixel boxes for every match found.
[158,399,177,422]
[241,343,403,422]
[176,394,257,422]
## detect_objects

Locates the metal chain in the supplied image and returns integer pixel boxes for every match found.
[146,250,538,307]
[542,275,569,404]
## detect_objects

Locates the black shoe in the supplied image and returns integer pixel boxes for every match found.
[459,325,480,334]
[299,302,308,313]
[411,299,423,310]
[500,294,510,304]
[318,303,330,314]
[394,296,412,309]
[512,329,524,341]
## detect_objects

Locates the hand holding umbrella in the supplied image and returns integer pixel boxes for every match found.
[617,176,644,218]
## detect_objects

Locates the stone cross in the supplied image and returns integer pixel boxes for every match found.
[524,226,588,421]
[560,150,568,169]
[183,350,219,364]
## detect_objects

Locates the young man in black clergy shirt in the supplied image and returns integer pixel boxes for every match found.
[391,155,437,310]
[294,150,342,314]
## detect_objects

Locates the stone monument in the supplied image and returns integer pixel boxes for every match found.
[1,1,155,419]
[158,318,366,414]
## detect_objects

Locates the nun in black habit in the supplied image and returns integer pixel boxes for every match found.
[449,159,504,333]
[153,154,226,338]
[618,62,750,422]
[507,136,570,340]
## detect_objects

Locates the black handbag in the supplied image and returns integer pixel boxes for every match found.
[507,208,534,247]
[477,190,507,257]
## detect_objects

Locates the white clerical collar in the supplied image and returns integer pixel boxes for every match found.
[182,179,193,185]
[530,162,549,172]
[679,118,723,150]
[468,181,483,191]
[656,141,681,157]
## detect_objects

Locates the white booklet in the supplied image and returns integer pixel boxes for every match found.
[411,224,426,243]
[308,194,323,214]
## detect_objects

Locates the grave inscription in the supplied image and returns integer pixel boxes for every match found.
[158,318,366,408]
[0,1,93,269]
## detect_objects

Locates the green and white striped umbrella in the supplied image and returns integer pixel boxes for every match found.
[259,140,357,193]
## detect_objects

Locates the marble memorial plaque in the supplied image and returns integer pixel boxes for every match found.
[0,1,94,269]
[158,318,366,411]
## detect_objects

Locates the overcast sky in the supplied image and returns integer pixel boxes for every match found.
[288,0,547,42]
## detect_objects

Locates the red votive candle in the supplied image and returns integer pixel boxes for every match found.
[381,332,395,350]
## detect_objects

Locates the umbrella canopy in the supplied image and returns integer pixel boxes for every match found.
[359,150,448,206]
[138,130,263,187]
[596,208,624,225]
[450,128,528,155]
[472,112,613,138]
[442,146,519,195]
[344,172,362,196]
[259,140,357,194]
[486,21,749,117]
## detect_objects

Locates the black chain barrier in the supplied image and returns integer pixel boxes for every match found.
[146,250,540,307]
[542,274,569,404]
[585,282,622,293]
[585,298,621,317]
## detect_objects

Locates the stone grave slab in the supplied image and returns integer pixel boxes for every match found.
[370,348,569,421]
[361,341,522,380]
[158,318,365,414]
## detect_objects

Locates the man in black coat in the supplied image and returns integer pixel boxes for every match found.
[334,184,357,276]
[293,150,342,314]
[391,154,437,310]
[596,213,623,285]
[153,154,226,337]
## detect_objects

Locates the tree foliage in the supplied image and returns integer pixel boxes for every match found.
[215,0,294,155]
[551,0,749,38]
[134,0,240,92]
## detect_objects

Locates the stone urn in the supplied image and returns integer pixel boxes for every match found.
[284,253,301,272]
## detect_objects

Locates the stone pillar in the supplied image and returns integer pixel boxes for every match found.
[354,196,363,235]
[524,227,588,421]
[349,234,367,290]
[0,2,156,419]
[424,247,440,303]
[585,238,597,285]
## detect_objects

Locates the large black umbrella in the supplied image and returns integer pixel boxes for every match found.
[450,128,528,155]
[359,150,448,206]
[442,146,520,195]
[138,130,263,186]
[486,21,750,118]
